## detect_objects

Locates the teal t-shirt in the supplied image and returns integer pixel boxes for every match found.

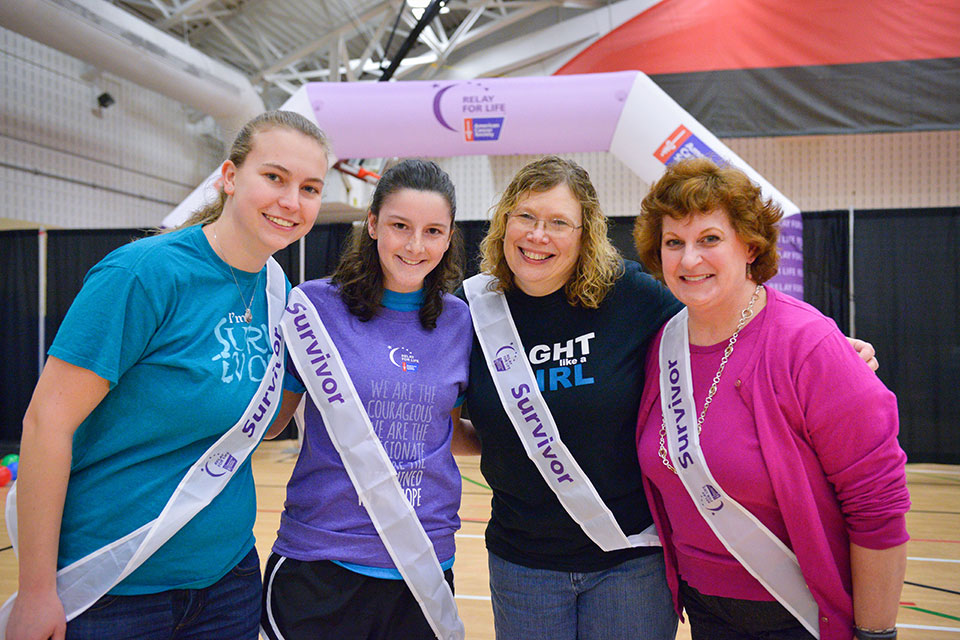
[50,224,290,595]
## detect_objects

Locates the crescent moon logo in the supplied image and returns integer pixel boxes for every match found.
[700,484,724,512]
[389,347,401,366]
[433,84,458,132]
[204,458,227,477]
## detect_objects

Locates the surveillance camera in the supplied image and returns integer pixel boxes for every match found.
[97,92,115,109]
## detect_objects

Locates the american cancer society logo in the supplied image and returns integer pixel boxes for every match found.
[464,117,504,142]
[389,345,420,372]
[655,125,725,166]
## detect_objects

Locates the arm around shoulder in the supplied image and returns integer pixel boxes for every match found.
[450,407,481,456]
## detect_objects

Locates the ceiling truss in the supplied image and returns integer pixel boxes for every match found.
[110,0,614,107]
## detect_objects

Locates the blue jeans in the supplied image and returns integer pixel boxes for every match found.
[488,551,678,640]
[66,546,261,640]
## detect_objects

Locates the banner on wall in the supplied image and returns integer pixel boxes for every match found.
[164,71,802,296]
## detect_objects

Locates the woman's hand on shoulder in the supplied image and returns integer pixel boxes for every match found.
[6,586,66,640]
[847,337,879,372]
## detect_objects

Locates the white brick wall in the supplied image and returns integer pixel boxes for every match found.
[1,26,221,229]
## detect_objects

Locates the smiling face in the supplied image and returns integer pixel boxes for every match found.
[368,188,453,293]
[503,183,583,297]
[220,127,328,268]
[660,208,758,317]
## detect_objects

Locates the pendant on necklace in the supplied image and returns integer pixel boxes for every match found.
[244,308,252,323]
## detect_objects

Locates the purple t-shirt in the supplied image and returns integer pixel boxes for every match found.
[273,279,472,568]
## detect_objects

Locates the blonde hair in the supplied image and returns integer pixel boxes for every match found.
[635,157,782,284]
[479,156,622,308]
[178,111,330,229]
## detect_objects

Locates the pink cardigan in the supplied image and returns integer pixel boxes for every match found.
[637,287,910,640]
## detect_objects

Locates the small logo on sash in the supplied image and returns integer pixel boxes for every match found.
[204,451,238,477]
[699,484,724,513]
[389,346,420,372]
[494,344,518,371]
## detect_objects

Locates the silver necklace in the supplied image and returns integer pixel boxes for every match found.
[658,284,763,474]
[212,228,260,323]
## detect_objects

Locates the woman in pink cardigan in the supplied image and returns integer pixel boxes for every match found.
[633,158,910,640]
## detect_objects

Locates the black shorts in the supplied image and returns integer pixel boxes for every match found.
[260,552,455,640]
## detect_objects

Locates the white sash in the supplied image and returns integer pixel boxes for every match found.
[659,308,820,638]
[281,287,464,640]
[464,274,659,551]
[0,257,288,631]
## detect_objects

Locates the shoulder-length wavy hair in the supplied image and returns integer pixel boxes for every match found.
[331,159,462,329]
[479,155,622,309]
[177,110,330,229]
[634,157,782,285]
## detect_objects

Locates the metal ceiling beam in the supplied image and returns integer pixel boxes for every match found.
[380,0,449,81]
[108,0,651,101]
[252,2,395,83]
[157,0,220,28]
[202,9,263,67]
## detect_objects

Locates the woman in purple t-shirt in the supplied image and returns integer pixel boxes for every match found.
[634,158,910,640]
[260,159,478,640]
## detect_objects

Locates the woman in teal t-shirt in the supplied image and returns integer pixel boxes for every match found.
[5,111,329,640]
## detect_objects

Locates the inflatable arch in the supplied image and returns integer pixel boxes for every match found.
[165,71,803,296]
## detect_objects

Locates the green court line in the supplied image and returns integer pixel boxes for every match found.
[461,474,491,491]
[901,605,960,623]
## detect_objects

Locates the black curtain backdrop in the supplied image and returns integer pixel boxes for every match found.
[302,223,353,281]
[0,231,40,447]
[271,242,300,286]
[802,211,850,335]
[804,207,960,464]
[45,229,149,352]
[460,220,488,278]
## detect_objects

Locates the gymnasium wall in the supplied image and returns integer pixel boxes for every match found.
[4,25,960,231]
[0,27,220,230]
[441,130,960,223]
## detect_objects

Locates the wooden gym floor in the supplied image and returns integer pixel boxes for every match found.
[0,440,957,639]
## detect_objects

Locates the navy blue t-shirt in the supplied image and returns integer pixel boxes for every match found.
[464,260,681,572]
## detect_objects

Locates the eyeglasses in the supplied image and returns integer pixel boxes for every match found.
[507,212,583,237]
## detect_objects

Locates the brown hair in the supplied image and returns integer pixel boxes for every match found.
[479,155,622,308]
[178,110,330,229]
[331,159,462,330]
[635,157,782,284]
